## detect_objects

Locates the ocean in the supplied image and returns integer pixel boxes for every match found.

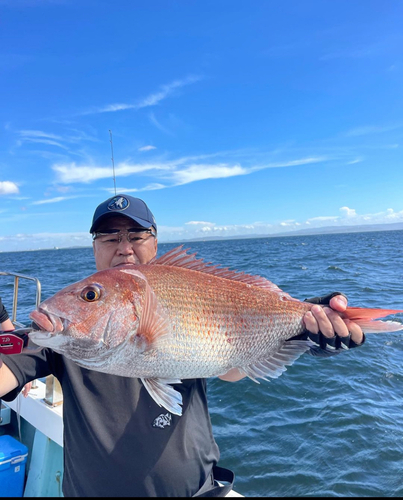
[1,230,403,497]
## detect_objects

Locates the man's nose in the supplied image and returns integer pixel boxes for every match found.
[117,238,134,252]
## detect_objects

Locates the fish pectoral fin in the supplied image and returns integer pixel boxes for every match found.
[240,340,312,383]
[137,280,172,348]
[141,377,183,416]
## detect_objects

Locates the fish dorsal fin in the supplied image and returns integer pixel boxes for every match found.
[239,340,313,383]
[152,245,296,299]
[120,268,171,348]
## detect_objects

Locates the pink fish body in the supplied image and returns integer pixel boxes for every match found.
[29,246,403,415]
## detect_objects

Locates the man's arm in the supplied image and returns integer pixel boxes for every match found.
[1,317,15,332]
[0,361,19,397]
[0,296,14,332]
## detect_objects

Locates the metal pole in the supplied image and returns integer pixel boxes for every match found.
[109,129,117,195]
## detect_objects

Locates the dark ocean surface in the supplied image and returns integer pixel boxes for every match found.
[1,230,403,497]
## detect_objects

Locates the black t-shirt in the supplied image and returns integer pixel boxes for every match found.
[0,297,9,323]
[1,349,220,497]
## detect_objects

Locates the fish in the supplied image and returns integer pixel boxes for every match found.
[28,245,403,415]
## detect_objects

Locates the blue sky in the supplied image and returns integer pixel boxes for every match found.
[1,0,402,252]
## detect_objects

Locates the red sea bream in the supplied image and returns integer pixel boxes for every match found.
[29,246,403,415]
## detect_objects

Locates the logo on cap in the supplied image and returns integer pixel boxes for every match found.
[107,196,129,212]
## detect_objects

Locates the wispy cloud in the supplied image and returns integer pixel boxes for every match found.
[51,155,327,187]
[81,75,202,115]
[31,196,76,205]
[138,145,156,152]
[344,124,403,137]
[0,181,19,195]
[52,161,169,183]
[114,183,167,193]
[319,36,401,61]
[18,137,70,150]
[149,112,173,135]
[171,163,248,184]
[346,158,363,165]
[15,128,99,151]
[19,130,63,140]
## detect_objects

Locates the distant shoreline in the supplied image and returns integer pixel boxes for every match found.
[1,223,403,254]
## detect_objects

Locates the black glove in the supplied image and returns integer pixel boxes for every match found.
[288,292,365,357]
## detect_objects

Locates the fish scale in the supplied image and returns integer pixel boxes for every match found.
[138,265,306,374]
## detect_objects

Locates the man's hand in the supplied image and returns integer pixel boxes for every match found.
[22,382,32,398]
[303,293,364,350]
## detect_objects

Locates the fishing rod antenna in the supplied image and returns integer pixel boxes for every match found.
[109,129,117,195]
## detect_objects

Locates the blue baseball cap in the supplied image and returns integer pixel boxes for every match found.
[89,194,157,233]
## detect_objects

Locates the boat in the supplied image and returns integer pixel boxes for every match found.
[0,271,243,497]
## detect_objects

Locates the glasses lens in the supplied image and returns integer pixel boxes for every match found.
[94,229,155,244]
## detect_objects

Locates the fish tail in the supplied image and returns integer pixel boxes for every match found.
[342,307,403,333]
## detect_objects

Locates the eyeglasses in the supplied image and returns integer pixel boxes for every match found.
[92,228,156,246]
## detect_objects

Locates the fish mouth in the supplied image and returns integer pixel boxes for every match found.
[30,309,64,334]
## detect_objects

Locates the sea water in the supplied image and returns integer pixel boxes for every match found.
[1,230,402,497]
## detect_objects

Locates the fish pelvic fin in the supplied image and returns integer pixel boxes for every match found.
[141,377,183,416]
[342,307,403,333]
[152,245,298,301]
[239,340,312,383]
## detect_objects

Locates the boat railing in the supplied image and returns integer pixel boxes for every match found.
[0,271,63,406]
[0,271,41,328]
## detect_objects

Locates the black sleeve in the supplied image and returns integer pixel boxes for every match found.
[0,348,54,401]
[0,297,10,323]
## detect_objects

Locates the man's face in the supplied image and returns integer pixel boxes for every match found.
[92,215,158,271]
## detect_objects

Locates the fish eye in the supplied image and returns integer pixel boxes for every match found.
[81,285,102,302]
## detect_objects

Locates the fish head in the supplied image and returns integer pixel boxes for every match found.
[29,266,150,365]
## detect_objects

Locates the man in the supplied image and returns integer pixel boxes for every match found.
[0,194,364,497]
[0,297,14,332]
[0,299,33,397]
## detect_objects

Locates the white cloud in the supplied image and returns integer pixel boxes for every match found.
[93,103,136,113]
[136,75,202,108]
[32,196,76,205]
[340,206,357,218]
[171,163,248,184]
[115,183,167,192]
[15,128,99,152]
[347,158,363,165]
[0,231,92,252]
[149,112,173,135]
[307,216,338,222]
[186,221,216,226]
[138,145,156,152]
[51,155,326,188]
[0,181,19,195]
[2,206,403,252]
[82,75,202,115]
[19,138,69,150]
[266,157,327,168]
[52,161,169,184]
[345,124,402,137]
[19,130,63,140]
